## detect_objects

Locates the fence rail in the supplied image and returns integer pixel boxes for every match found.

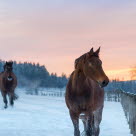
[40,91,65,97]
[104,90,121,102]
[105,90,136,136]
[120,91,136,136]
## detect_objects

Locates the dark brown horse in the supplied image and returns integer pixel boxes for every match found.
[0,61,17,108]
[65,47,109,136]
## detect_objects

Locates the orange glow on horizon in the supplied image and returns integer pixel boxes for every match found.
[106,68,136,81]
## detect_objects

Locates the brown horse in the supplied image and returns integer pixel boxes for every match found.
[65,47,109,136]
[0,61,17,108]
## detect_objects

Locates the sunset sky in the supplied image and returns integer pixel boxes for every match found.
[0,0,136,80]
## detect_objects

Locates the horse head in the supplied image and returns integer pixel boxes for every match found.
[4,61,13,81]
[75,47,109,88]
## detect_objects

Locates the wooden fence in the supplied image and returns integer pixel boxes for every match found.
[40,91,65,97]
[105,90,136,136]
[120,91,136,136]
[104,90,121,102]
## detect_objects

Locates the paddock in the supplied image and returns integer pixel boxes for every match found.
[0,89,132,136]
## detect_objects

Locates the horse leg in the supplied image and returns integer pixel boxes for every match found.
[94,108,103,136]
[80,114,88,134]
[8,92,14,106]
[94,117,100,136]
[82,120,87,131]
[86,113,94,136]
[70,110,80,136]
[2,91,8,109]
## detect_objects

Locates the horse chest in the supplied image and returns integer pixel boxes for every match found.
[79,98,90,111]
[69,88,104,113]
[5,80,13,90]
[72,93,92,111]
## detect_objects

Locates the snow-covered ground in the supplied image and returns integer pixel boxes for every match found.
[0,89,132,136]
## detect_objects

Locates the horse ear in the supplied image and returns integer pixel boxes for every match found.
[87,47,94,57]
[86,51,92,60]
[90,48,94,53]
[95,47,100,55]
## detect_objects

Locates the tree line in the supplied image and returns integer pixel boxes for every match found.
[105,67,136,93]
[0,60,68,89]
[0,60,136,93]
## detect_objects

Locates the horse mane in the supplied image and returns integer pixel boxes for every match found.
[74,52,99,69]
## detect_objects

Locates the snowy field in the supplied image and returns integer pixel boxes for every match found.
[0,89,132,136]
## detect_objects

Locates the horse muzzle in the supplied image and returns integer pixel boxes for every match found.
[98,78,109,88]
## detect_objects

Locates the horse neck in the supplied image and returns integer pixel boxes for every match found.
[72,68,86,92]
[72,67,98,94]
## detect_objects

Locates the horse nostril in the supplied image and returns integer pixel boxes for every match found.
[102,80,106,85]
[101,80,108,87]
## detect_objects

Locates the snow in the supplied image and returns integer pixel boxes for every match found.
[0,89,132,136]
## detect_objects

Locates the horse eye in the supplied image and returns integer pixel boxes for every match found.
[89,62,93,67]
[89,62,95,67]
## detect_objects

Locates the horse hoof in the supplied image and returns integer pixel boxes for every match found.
[4,106,8,109]
[10,103,14,107]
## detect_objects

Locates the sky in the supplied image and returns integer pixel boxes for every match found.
[0,0,136,80]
